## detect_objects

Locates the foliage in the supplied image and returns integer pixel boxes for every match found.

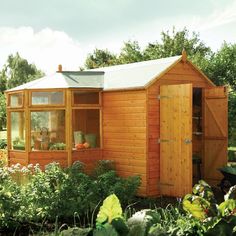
[94,170,141,206]
[0,161,140,232]
[228,91,236,146]
[0,94,6,130]
[92,160,115,177]
[143,27,212,61]
[96,194,123,225]
[118,40,144,64]
[0,52,44,131]
[1,52,44,90]
[84,27,212,70]
[202,43,236,90]
[0,139,7,149]
[85,48,118,69]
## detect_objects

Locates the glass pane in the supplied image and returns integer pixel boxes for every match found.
[72,109,100,149]
[31,110,66,150]
[73,91,99,105]
[10,93,23,107]
[11,112,25,150]
[32,91,64,105]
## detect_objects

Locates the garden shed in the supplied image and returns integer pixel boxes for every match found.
[5,51,228,197]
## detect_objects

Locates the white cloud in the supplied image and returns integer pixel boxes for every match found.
[0,27,88,74]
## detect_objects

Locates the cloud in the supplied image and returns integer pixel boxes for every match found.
[190,1,236,31]
[0,27,87,74]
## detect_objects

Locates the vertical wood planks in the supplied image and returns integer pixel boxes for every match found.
[203,87,228,183]
[159,84,192,197]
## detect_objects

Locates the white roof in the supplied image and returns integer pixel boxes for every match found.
[7,55,182,92]
[95,55,182,90]
[7,71,104,92]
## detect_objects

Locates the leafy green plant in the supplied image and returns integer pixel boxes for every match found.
[0,139,7,149]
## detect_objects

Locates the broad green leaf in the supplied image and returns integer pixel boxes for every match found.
[182,195,210,220]
[218,199,236,216]
[96,194,122,224]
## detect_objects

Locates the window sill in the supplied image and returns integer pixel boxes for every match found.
[72,148,101,152]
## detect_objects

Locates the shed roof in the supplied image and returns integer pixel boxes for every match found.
[7,71,104,92]
[7,54,190,92]
[93,55,182,90]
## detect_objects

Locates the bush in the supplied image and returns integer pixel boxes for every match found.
[0,161,141,231]
[0,139,7,149]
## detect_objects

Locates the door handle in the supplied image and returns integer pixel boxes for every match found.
[158,139,174,143]
[184,139,192,144]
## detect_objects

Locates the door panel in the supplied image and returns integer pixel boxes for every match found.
[160,84,192,197]
[203,87,228,183]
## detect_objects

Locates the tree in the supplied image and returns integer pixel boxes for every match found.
[1,52,44,89]
[117,40,144,64]
[143,27,212,61]
[0,93,6,130]
[0,53,44,130]
[85,48,117,69]
[202,43,236,89]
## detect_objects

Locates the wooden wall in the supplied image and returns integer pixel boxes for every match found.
[147,60,212,196]
[102,90,148,196]
[72,149,102,174]
[9,151,28,166]
[29,151,68,167]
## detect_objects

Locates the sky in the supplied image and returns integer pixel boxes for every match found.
[0,0,236,74]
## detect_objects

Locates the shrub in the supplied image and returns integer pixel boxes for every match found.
[0,161,141,232]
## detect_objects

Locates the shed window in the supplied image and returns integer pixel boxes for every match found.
[9,93,23,107]
[31,91,64,105]
[73,91,99,105]
[72,109,100,149]
[31,110,66,151]
[11,112,25,150]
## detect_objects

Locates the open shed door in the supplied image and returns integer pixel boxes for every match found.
[159,84,192,197]
[203,87,228,184]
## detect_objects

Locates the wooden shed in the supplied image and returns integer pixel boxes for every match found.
[5,51,228,197]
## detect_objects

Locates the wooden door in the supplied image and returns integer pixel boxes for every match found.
[203,87,228,184]
[159,84,192,197]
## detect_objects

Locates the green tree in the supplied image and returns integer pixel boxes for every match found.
[117,40,144,64]
[202,43,236,89]
[0,53,44,130]
[143,27,212,61]
[0,93,6,130]
[2,52,44,89]
[85,48,117,69]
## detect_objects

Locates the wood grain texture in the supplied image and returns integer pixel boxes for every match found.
[159,84,192,197]
[203,86,228,183]
[102,90,147,196]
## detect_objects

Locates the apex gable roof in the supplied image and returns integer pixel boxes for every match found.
[7,53,212,92]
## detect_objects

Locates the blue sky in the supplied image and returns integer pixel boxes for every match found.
[0,0,236,74]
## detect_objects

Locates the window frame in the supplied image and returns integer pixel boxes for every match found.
[29,89,66,107]
[71,89,101,107]
[8,92,24,108]
[29,108,67,152]
[9,110,26,151]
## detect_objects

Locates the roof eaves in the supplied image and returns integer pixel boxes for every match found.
[144,56,183,89]
[103,86,145,92]
[187,60,215,86]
